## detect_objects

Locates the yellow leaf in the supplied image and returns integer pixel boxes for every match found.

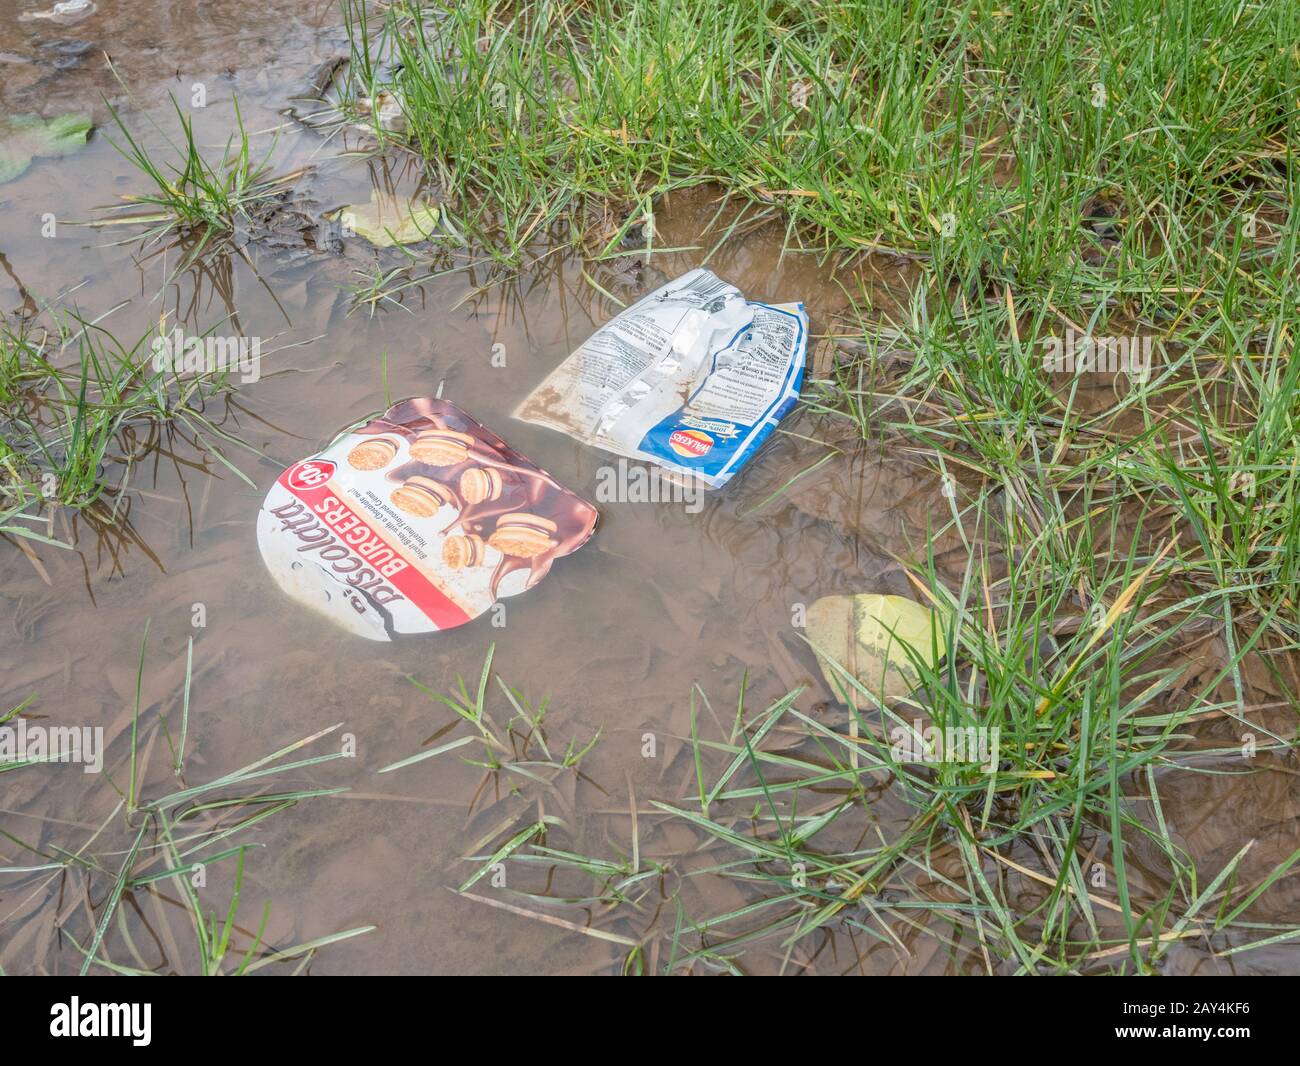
[337,192,439,248]
[806,593,947,704]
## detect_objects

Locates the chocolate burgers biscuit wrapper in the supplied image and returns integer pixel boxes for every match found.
[258,398,598,641]
[514,268,807,490]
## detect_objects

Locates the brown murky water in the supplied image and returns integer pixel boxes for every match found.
[2,0,1298,975]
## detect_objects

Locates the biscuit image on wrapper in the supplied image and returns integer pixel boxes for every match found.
[443,533,488,570]
[390,475,456,518]
[409,429,475,467]
[260,397,598,641]
[487,512,558,557]
[459,466,503,504]
[346,436,400,471]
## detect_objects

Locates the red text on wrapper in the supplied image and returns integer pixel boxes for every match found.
[668,429,713,458]
[275,461,471,628]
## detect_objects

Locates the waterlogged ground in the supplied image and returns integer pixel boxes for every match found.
[2,1,1299,974]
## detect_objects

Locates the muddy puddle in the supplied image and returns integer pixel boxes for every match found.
[2,0,1298,975]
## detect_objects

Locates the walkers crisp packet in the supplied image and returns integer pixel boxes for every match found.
[257,397,598,640]
[514,268,807,489]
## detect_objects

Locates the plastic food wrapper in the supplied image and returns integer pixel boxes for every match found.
[514,268,807,489]
[257,397,598,641]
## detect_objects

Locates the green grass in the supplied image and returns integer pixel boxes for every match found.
[96,95,300,270]
[418,637,1300,974]
[345,0,1297,286]
[651,529,1300,973]
[0,627,372,975]
[380,644,604,810]
[0,88,296,536]
[377,647,667,962]
[0,311,259,545]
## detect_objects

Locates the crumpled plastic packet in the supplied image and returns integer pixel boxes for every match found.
[258,397,598,640]
[514,268,807,489]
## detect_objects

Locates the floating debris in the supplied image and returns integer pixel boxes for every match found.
[257,397,598,640]
[0,113,91,183]
[18,0,96,26]
[355,90,407,133]
[805,593,947,704]
[516,268,807,491]
[334,191,439,247]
